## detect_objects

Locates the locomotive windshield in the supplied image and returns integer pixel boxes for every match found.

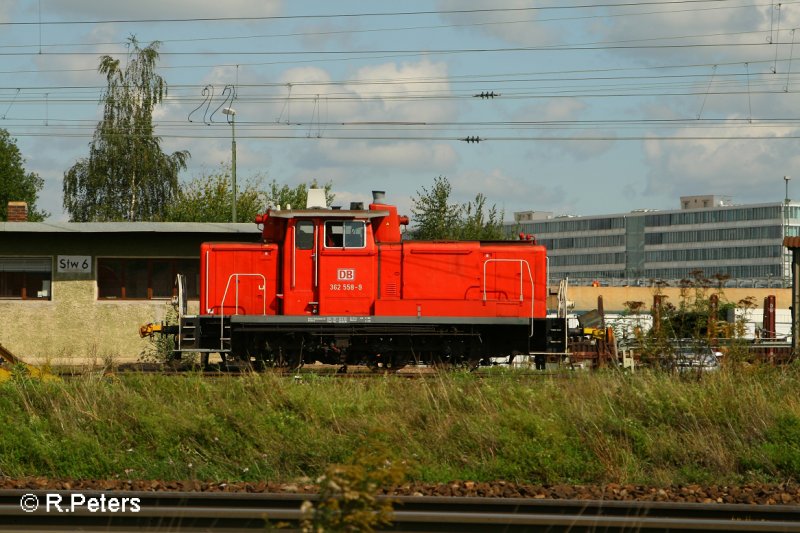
[325,220,365,249]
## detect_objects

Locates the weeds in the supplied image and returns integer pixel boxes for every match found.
[139,304,178,363]
[0,369,798,485]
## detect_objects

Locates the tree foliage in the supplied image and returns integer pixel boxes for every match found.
[163,170,335,223]
[409,176,462,240]
[460,192,505,240]
[0,129,47,221]
[63,37,189,221]
[264,179,334,211]
[163,167,265,223]
[410,176,505,240]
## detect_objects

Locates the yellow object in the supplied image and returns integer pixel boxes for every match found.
[0,343,59,382]
[139,322,164,338]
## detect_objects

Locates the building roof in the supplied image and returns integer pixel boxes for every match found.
[0,222,261,234]
[510,200,798,224]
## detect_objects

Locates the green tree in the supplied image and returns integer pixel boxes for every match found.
[410,176,462,240]
[0,129,48,221]
[63,37,189,221]
[265,179,334,210]
[164,173,336,223]
[410,176,505,240]
[459,193,505,240]
[163,167,265,223]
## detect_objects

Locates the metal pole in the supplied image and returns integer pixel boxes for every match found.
[785,176,791,287]
[231,116,237,223]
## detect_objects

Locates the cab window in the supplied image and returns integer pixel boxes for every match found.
[325,220,365,249]
[296,221,315,250]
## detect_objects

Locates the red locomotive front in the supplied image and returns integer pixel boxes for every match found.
[182,190,563,369]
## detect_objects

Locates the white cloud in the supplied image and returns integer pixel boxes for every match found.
[295,20,359,50]
[39,0,281,20]
[0,0,15,23]
[447,167,568,219]
[437,0,558,46]
[346,59,455,122]
[300,139,458,171]
[531,98,586,122]
[585,2,795,67]
[252,59,460,178]
[643,126,800,202]
[274,59,456,125]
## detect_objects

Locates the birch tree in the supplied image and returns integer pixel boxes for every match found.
[63,37,189,221]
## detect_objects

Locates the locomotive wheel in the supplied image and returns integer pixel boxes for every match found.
[464,358,482,371]
[369,353,407,373]
[274,346,304,370]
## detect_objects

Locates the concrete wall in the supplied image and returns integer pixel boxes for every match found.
[553,285,791,313]
[0,280,174,364]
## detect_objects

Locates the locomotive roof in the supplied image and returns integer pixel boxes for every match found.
[267,208,390,219]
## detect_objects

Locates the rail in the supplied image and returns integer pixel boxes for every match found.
[2,491,799,532]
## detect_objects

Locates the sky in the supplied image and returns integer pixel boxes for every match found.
[2,0,800,222]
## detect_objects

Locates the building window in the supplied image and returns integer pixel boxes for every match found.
[97,258,199,300]
[0,257,51,300]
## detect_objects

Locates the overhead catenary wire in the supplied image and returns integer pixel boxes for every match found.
[0,1,742,26]
[0,0,798,156]
[0,2,787,53]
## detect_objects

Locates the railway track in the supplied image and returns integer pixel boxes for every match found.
[2,490,799,532]
[87,362,563,379]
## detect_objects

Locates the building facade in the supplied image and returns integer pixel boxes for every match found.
[0,222,261,363]
[512,196,800,287]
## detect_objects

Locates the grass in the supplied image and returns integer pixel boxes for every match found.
[0,365,799,486]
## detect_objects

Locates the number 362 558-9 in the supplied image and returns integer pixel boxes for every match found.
[330,283,362,291]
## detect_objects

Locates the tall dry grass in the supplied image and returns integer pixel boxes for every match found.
[0,365,798,485]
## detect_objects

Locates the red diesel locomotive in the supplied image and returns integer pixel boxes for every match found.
[171,190,566,369]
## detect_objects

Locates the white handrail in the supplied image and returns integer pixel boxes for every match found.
[482,258,535,334]
[216,272,268,352]
[219,273,267,316]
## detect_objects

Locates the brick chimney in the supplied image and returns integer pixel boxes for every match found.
[7,202,28,222]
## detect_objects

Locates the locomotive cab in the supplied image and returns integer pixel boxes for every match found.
[268,207,387,316]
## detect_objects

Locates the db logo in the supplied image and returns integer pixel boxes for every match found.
[337,268,355,281]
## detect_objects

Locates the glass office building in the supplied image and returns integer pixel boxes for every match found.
[511,195,800,287]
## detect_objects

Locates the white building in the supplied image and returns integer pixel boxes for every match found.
[511,195,798,288]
